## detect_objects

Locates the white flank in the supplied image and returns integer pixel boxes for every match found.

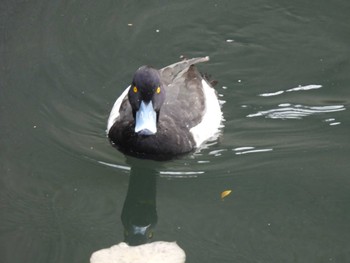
[107,86,130,132]
[190,79,223,147]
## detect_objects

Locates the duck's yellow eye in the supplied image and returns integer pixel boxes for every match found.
[156,87,161,94]
[133,86,138,93]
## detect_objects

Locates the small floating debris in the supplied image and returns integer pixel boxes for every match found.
[221,190,232,200]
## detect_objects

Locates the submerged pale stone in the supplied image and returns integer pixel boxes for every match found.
[90,241,186,263]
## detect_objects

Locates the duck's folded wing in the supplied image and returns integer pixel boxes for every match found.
[160,56,209,84]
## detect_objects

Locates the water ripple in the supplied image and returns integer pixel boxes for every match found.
[98,161,130,171]
[247,104,346,119]
[159,171,204,178]
[233,147,273,155]
[259,84,322,97]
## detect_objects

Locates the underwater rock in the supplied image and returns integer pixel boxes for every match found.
[90,241,186,263]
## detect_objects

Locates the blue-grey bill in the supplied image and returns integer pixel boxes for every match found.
[135,101,157,135]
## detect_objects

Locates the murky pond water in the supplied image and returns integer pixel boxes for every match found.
[1,1,350,262]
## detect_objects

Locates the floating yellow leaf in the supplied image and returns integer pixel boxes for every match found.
[221,190,232,200]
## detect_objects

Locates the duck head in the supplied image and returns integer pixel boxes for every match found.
[128,66,166,135]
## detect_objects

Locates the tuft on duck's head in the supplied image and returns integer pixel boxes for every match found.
[128,66,166,136]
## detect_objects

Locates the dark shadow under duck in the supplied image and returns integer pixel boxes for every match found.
[107,56,223,160]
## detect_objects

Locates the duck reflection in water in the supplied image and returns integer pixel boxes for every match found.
[90,158,186,263]
[121,158,160,246]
